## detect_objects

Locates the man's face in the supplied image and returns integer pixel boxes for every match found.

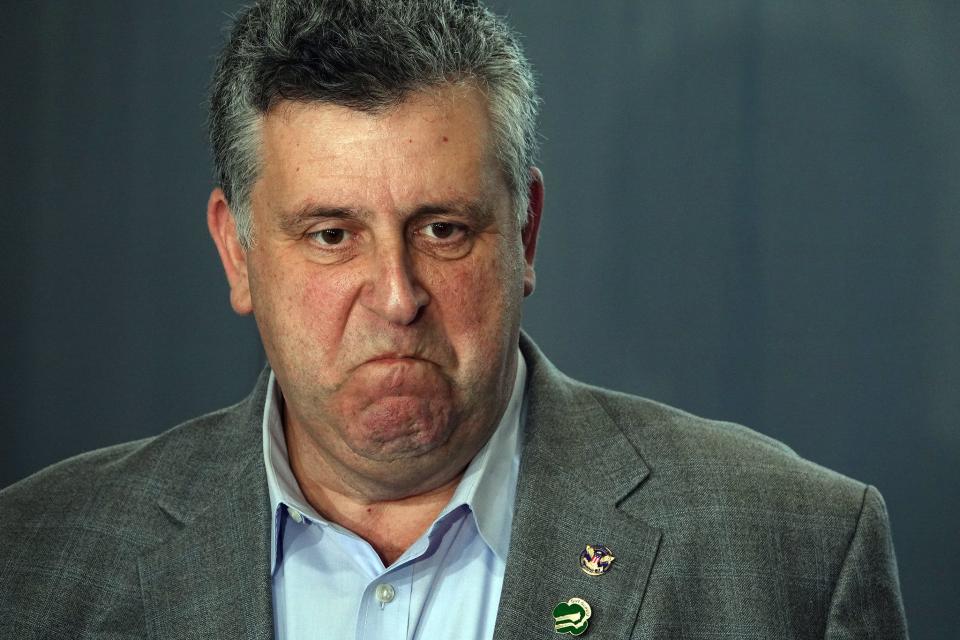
[210,85,541,497]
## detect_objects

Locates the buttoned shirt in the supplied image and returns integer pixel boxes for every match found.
[263,354,526,640]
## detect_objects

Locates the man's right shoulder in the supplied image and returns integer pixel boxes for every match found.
[0,370,269,635]
[2,388,268,528]
[0,389,266,601]
[3,402,235,517]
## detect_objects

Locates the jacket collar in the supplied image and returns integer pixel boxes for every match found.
[138,367,275,640]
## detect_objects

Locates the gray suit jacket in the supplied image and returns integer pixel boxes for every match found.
[0,336,907,638]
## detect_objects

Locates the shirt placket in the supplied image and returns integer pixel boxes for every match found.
[356,563,411,640]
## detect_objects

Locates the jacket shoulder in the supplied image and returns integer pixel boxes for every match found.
[579,382,869,511]
[587,384,797,457]
[0,394,262,634]
[0,399,256,534]
[575,384,905,635]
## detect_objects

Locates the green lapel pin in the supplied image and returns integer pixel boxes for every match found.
[553,597,592,635]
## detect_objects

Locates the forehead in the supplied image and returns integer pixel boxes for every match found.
[253,85,506,215]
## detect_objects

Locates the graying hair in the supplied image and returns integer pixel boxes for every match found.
[209,0,540,248]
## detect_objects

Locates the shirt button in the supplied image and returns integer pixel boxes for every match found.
[374,583,396,604]
[286,506,304,523]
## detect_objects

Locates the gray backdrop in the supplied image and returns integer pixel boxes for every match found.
[2,2,957,637]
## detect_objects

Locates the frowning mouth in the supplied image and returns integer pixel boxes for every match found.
[346,352,434,375]
[364,353,426,365]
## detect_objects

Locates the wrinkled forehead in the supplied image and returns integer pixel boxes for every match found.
[251,85,513,218]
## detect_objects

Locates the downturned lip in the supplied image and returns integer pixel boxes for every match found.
[348,352,433,374]
[365,353,422,363]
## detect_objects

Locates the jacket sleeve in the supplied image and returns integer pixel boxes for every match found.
[824,485,909,639]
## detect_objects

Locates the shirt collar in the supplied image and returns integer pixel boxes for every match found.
[263,352,526,572]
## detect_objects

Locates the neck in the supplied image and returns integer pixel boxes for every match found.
[295,470,463,565]
[283,413,473,565]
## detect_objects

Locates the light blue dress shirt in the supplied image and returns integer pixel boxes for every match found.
[262,354,526,640]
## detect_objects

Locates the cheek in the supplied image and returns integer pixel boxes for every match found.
[427,247,524,335]
[253,257,361,364]
[297,266,364,342]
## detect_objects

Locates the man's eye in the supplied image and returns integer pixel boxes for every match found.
[423,222,463,240]
[313,228,349,245]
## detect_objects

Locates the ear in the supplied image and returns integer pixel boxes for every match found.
[521,167,544,297]
[207,188,253,315]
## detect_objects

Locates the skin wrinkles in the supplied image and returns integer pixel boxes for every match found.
[278,199,497,239]
[208,83,543,562]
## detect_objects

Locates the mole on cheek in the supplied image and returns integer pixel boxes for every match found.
[442,136,449,142]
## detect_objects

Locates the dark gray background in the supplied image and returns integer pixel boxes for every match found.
[2,2,957,637]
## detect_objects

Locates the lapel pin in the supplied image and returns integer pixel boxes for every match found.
[579,544,615,576]
[553,597,592,636]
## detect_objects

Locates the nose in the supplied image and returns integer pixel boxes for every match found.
[361,240,430,325]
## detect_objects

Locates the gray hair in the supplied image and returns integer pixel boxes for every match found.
[209,0,540,248]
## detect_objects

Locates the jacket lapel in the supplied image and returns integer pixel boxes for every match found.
[138,371,275,640]
[494,336,662,639]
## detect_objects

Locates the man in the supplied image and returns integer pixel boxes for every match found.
[0,0,907,638]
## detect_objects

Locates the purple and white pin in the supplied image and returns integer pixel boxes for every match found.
[579,544,615,576]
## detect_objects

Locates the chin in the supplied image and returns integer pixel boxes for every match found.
[344,395,456,461]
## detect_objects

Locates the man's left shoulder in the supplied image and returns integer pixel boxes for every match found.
[576,384,907,636]
[583,383,871,514]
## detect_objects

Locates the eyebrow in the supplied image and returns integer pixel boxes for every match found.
[278,204,369,235]
[278,199,495,234]
[409,200,495,226]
